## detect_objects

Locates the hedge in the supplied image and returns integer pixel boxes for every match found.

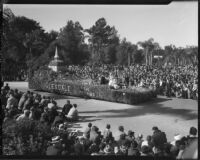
[29,75,157,105]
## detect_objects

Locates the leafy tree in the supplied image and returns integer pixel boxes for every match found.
[152,48,165,67]
[116,38,137,66]
[2,9,50,78]
[86,18,119,64]
[184,46,198,65]
[55,20,89,65]
[3,119,53,155]
[163,44,177,66]
[133,49,145,64]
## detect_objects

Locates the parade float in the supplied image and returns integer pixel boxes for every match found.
[29,47,157,105]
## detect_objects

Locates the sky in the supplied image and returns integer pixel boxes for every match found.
[4,2,198,48]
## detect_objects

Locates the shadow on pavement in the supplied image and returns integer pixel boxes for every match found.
[79,97,197,120]
[78,115,102,123]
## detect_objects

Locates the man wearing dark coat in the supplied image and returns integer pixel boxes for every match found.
[151,126,167,150]
[62,100,72,115]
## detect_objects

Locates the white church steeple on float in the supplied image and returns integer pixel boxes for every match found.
[48,46,64,72]
[54,46,59,59]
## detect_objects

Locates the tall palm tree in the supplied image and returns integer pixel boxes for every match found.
[184,46,198,65]
[137,38,160,66]
[163,45,177,66]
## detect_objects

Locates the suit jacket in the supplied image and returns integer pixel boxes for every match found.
[103,129,112,139]
[62,104,72,115]
[151,131,167,149]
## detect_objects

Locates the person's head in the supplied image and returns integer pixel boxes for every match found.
[67,100,70,104]
[106,124,111,129]
[9,92,14,97]
[118,125,124,132]
[152,126,159,131]
[189,127,197,136]
[138,134,143,139]
[88,123,92,128]
[6,83,8,86]
[73,104,77,108]
[146,135,151,141]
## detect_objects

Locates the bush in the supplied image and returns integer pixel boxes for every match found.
[2,119,53,155]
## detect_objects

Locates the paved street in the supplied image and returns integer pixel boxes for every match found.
[5,81,198,142]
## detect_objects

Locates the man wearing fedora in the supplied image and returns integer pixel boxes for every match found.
[46,136,62,155]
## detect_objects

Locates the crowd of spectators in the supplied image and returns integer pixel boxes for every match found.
[1,84,198,158]
[66,64,198,99]
[2,69,27,81]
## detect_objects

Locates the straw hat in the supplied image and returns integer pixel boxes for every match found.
[51,136,60,143]
[174,134,183,141]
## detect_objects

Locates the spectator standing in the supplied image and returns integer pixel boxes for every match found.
[115,126,126,141]
[103,124,113,140]
[83,123,92,138]
[62,100,73,115]
[151,126,167,150]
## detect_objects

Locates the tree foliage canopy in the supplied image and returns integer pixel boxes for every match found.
[2,7,198,78]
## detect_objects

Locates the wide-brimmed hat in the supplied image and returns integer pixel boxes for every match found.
[138,134,143,138]
[51,136,60,143]
[128,130,134,136]
[174,134,183,141]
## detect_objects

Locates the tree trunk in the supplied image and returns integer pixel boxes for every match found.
[194,55,197,64]
[145,48,148,66]
[128,51,130,67]
[175,56,177,66]
[150,52,153,66]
